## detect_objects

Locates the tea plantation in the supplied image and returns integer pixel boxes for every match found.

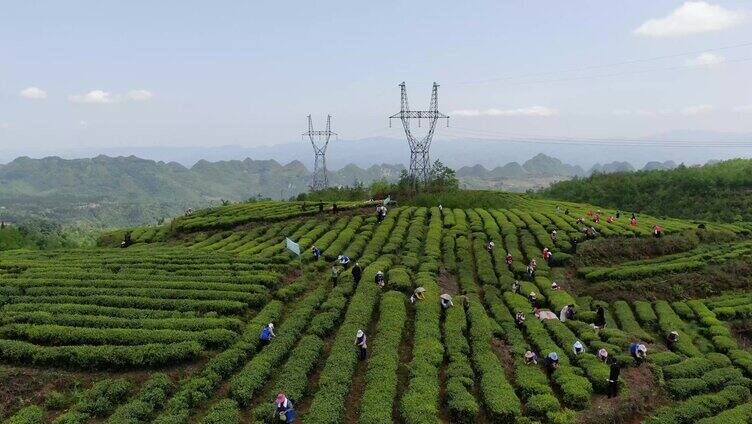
[1,195,751,423]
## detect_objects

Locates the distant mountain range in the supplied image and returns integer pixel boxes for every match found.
[3,130,748,170]
[0,155,403,227]
[0,153,685,228]
[454,154,678,191]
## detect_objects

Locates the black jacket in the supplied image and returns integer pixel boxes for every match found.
[609,362,621,381]
[352,266,362,280]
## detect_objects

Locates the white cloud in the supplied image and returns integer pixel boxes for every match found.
[19,86,47,100]
[452,106,558,117]
[634,1,746,37]
[79,120,88,129]
[69,90,117,104]
[733,105,752,113]
[612,106,717,116]
[681,104,714,115]
[0,122,9,129]
[685,52,725,67]
[612,109,671,117]
[69,89,153,104]
[125,89,153,101]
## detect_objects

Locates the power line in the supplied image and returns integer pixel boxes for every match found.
[458,41,752,85]
[459,56,752,87]
[447,126,752,144]
[442,127,752,148]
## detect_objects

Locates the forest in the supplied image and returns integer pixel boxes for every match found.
[541,159,752,223]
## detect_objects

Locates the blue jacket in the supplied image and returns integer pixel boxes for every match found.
[260,327,272,341]
[277,400,296,422]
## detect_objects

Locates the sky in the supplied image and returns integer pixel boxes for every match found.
[1,1,752,158]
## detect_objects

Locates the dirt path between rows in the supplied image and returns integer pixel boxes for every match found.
[342,295,381,423]
[579,365,662,424]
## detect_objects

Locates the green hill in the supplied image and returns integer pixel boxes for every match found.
[540,158,752,223]
[2,195,752,423]
[0,155,403,227]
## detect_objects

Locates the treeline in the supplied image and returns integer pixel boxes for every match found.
[541,159,752,223]
[297,160,460,203]
[0,219,87,251]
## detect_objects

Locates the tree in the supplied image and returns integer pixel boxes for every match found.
[426,160,459,192]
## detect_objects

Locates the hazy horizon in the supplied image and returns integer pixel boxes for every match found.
[1,132,747,171]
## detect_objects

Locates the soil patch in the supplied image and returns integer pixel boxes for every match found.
[438,267,459,295]
[577,365,663,424]
[491,338,515,383]
[731,321,752,349]
[342,299,381,423]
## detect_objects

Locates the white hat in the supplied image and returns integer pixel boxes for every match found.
[638,344,647,353]
[376,271,383,275]
[530,292,536,297]
[440,294,453,301]
[415,287,426,293]
[338,255,343,260]
[356,330,364,338]
[573,341,583,351]
[598,348,608,357]
[525,351,535,359]
[670,331,678,336]
[489,241,495,246]
[268,323,274,329]
[548,352,558,361]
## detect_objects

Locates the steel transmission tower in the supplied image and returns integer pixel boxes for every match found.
[389,82,449,185]
[302,115,337,191]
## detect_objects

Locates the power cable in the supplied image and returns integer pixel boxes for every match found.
[458,41,752,85]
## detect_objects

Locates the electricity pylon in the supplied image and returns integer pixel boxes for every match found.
[389,82,449,186]
[302,115,337,191]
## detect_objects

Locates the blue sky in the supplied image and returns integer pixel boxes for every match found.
[2,1,752,152]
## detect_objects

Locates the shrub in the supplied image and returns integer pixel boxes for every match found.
[400,276,443,424]
[269,335,324,404]
[387,267,412,293]
[663,355,730,379]
[229,288,326,405]
[79,378,135,416]
[359,291,407,424]
[106,373,172,424]
[0,339,203,369]
[154,301,282,422]
[634,301,657,325]
[654,301,702,357]
[649,351,682,367]
[729,349,752,377]
[45,390,71,410]
[443,301,479,423]
[199,399,239,424]
[307,258,389,424]
[645,385,750,424]
[4,405,44,424]
[526,394,560,417]
[696,402,752,423]
[466,299,521,421]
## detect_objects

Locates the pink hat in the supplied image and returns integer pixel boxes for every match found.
[276,393,286,403]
